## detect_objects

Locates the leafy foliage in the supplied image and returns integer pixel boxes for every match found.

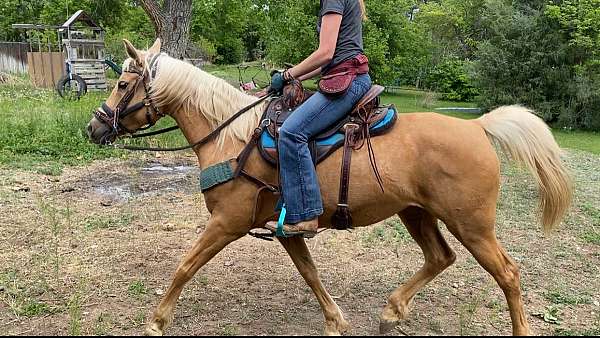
[474,0,600,130]
[0,0,599,129]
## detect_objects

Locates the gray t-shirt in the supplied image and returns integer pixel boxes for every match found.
[318,0,364,74]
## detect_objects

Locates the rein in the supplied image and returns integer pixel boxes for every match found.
[112,92,274,152]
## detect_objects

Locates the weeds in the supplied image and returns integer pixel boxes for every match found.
[84,213,135,231]
[93,312,113,336]
[132,309,146,327]
[67,291,82,336]
[220,323,239,336]
[128,280,148,298]
[544,290,592,305]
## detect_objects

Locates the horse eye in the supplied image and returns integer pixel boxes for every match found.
[118,81,128,90]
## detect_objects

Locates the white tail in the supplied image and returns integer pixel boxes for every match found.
[476,105,573,232]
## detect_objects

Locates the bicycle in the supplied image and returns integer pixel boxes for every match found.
[56,55,122,100]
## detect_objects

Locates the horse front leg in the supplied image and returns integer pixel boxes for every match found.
[278,236,350,336]
[145,217,244,336]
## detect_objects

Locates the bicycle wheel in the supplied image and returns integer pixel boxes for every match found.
[56,74,88,100]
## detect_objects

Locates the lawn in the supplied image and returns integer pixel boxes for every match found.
[0,70,598,176]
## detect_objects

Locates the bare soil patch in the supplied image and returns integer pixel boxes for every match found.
[1,151,599,336]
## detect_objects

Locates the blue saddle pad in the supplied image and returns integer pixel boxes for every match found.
[258,105,397,165]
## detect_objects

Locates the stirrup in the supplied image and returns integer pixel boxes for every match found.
[263,205,318,239]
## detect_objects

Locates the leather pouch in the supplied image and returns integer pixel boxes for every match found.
[318,54,369,97]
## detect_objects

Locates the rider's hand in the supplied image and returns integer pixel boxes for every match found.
[270,71,286,94]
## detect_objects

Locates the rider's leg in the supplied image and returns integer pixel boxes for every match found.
[266,74,372,237]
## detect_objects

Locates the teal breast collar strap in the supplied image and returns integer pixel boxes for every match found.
[199,160,235,192]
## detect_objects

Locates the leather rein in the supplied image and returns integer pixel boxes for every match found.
[95,54,274,152]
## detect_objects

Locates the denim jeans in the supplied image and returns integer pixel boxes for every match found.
[278,73,372,224]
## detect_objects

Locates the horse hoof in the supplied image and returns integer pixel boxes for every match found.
[379,319,398,334]
[144,323,163,336]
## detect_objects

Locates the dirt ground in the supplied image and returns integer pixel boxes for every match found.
[0,150,598,336]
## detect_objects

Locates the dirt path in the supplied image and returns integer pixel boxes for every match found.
[0,151,598,336]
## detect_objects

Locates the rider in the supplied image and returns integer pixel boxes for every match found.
[266,0,371,237]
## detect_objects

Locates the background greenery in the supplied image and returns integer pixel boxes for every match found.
[0,0,598,130]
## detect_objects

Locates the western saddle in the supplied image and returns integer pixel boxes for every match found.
[237,80,397,232]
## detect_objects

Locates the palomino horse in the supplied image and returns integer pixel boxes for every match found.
[87,39,573,336]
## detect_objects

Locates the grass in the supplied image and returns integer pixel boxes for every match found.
[544,290,592,305]
[128,280,148,298]
[67,291,82,336]
[0,70,598,176]
[0,270,57,318]
[0,76,185,175]
[84,213,135,231]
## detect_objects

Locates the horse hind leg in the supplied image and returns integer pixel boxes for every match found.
[278,236,350,336]
[446,217,530,336]
[380,207,457,333]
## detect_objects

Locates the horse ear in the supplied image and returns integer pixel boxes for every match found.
[149,38,162,54]
[123,39,142,65]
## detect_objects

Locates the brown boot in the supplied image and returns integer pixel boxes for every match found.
[265,219,319,238]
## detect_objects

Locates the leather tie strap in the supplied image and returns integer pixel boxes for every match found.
[331,123,359,230]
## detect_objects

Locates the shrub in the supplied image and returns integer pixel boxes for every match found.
[424,59,479,102]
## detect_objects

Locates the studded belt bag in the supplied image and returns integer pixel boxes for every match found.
[318,54,369,97]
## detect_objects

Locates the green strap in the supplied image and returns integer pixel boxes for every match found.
[199,160,235,192]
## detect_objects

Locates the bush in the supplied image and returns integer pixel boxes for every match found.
[424,59,479,102]
[215,37,245,65]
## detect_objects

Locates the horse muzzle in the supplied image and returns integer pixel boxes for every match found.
[87,115,117,145]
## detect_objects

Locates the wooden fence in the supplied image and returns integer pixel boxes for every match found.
[27,52,65,88]
[0,42,29,74]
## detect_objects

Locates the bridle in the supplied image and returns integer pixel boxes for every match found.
[94,54,164,141]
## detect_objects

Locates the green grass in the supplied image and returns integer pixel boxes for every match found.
[544,290,592,305]
[553,130,600,155]
[128,280,148,298]
[0,76,185,175]
[84,213,135,231]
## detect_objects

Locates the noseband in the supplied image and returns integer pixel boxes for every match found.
[94,55,164,137]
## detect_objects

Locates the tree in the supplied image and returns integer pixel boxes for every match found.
[474,0,600,130]
[139,0,192,59]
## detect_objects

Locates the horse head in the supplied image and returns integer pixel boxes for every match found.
[87,39,164,145]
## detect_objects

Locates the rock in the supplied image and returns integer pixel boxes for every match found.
[594,300,600,307]
[452,283,459,289]
[11,186,30,193]
[224,261,234,267]
[163,223,175,232]
[100,200,113,207]
[155,289,165,296]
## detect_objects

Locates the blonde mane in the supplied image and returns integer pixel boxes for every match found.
[142,54,264,148]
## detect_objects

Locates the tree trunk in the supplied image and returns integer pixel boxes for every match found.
[140,0,192,59]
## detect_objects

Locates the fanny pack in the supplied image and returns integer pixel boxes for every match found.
[318,54,369,97]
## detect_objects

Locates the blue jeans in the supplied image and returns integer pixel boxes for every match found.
[278,73,372,224]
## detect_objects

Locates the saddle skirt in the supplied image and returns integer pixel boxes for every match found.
[258,106,397,165]
[257,81,397,166]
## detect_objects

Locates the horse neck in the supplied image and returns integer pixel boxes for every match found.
[168,87,265,170]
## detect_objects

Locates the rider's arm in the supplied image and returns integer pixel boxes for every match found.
[298,68,322,82]
[286,14,342,80]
